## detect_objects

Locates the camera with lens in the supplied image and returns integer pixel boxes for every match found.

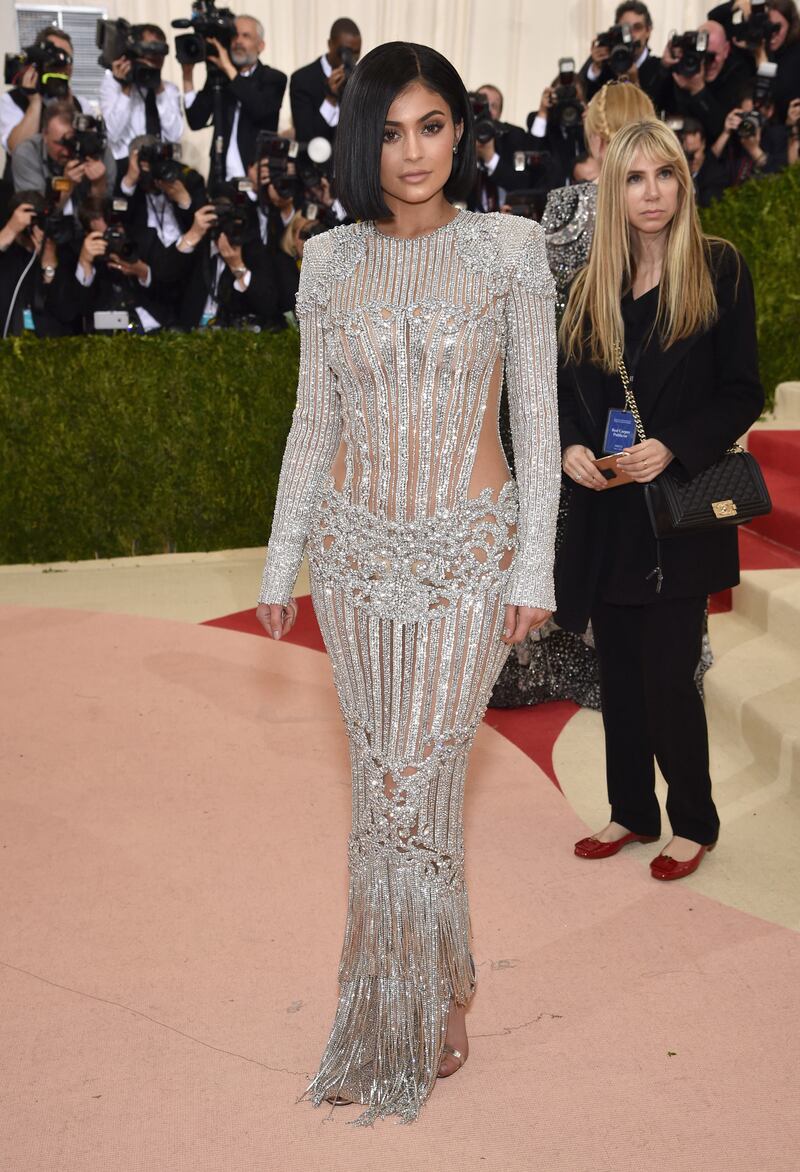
[208,180,253,245]
[171,0,236,67]
[338,43,356,94]
[101,199,138,263]
[138,140,183,183]
[550,58,583,131]
[96,18,168,90]
[4,41,71,98]
[467,92,507,145]
[594,23,636,76]
[255,132,333,205]
[62,114,107,162]
[668,29,713,78]
[22,185,77,246]
[731,0,781,49]
[738,62,777,137]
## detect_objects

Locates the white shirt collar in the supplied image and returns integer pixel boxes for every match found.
[635,44,650,71]
[320,53,332,78]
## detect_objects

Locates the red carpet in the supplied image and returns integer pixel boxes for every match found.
[747,430,800,553]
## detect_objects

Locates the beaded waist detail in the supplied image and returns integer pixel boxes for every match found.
[306,477,519,623]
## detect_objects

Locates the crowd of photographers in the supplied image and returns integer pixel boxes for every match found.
[1,0,798,339]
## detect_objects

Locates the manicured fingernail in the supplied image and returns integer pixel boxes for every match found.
[272,629,281,639]
[502,628,510,637]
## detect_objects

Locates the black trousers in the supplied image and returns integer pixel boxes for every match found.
[590,595,720,845]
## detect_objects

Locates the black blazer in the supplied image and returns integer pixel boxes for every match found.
[186,62,287,174]
[554,243,764,633]
[289,58,336,144]
[173,235,282,331]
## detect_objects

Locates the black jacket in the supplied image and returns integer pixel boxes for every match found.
[554,244,764,633]
[172,234,283,331]
[289,58,337,145]
[186,62,287,175]
[652,52,756,140]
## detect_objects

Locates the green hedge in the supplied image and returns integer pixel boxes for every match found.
[700,164,800,411]
[0,330,299,563]
[1,170,797,564]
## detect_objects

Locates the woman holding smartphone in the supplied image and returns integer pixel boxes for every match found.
[555,120,763,881]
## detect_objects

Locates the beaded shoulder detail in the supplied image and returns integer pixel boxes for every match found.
[450,211,555,298]
[293,222,369,315]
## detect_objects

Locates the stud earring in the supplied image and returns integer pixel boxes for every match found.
[453,143,458,154]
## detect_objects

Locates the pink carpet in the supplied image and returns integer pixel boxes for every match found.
[2,604,798,1171]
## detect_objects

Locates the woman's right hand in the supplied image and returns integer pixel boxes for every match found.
[563,444,607,490]
[256,600,299,640]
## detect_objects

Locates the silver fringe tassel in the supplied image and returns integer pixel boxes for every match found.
[298,850,476,1126]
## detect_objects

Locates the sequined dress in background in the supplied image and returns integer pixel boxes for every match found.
[259,209,560,1124]
[492,183,600,708]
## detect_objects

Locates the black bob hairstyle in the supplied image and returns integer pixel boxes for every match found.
[333,41,476,222]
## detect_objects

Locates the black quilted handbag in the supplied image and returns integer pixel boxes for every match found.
[617,351,772,539]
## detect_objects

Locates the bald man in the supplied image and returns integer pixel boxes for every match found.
[654,18,755,140]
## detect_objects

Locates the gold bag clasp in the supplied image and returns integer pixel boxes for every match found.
[712,499,737,519]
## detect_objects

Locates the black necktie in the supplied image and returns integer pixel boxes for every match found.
[144,88,160,137]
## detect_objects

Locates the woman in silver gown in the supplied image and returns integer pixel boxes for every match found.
[256,43,560,1125]
[491,80,713,708]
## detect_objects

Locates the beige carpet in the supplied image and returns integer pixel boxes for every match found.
[2,604,798,1171]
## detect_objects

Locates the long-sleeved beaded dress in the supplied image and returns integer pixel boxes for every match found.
[258,207,560,1126]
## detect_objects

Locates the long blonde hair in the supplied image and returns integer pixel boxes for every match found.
[560,119,720,372]
[583,79,656,145]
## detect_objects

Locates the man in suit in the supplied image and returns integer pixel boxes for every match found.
[579,2,664,103]
[289,18,362,147]
[470,83,541,209]
[182,14,286,191]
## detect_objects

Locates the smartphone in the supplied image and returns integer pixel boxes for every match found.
[93,310,130,331]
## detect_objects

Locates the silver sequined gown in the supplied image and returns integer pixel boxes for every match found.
[258,208,560,1125]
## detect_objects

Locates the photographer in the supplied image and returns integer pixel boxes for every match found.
[183,14,287,185]
[470,84,536,202]
[100,24,183,170]
[711,83,788,183]
[11,101,115,213]
[66,194,187,332]
[289,18,362,146]
[1,27,86,166]
[0,190,70,336]
[735,1,800,120]
[678,116,729,204]
[655,20,755,140]
[170,184,283,329]
[120,137,207,239]
[580,3,664,102]
[528,69,587,190]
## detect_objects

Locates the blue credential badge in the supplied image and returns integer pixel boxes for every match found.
[603,408,637,454]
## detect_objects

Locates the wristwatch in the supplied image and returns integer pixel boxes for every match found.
[232,266,247,278]
[41,264,57,279]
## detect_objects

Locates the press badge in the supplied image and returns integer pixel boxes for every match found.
[603,408,637,454]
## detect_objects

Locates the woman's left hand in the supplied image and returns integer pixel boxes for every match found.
[502,605,552,645]
[616,438,673,483]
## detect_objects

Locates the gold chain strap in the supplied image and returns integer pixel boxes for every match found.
[615,345,647,443]
[615,343,744,456]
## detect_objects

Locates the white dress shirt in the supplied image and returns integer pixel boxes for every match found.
[99,71,183,159]
[318,54,340,129]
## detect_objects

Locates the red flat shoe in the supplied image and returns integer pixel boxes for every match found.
[650,841,717,881]
[574,831,660,859]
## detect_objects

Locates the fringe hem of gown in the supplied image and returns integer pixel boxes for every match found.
[297,854,476,1126]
